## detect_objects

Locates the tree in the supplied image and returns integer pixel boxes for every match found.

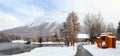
[25,38,31,44]
[61,12,80,46]
[38,37,43,43]
[35,32,43,43]
[60,22,69,46]
[89,25,96,44]
[84,14,106,44]
[106,23,115,34]
[117,21,120,40]
[0,33,21,43]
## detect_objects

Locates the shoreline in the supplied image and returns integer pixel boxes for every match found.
[0,43,93,56]
[0,43,38,56]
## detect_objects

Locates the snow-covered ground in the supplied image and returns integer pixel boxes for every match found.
[83,41,120,56]
[12,40,27,43]
[11,40,120,56]
[12,45,77,56]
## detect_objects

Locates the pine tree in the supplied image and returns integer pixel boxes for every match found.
[117,21,120,40]
[89,25,96,44]
[60,22,69,46]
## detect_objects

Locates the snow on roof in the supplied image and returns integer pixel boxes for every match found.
[77,34,89,38]
[31,42,65,45]
[12,40,27,43]
[100,35,108,36]
[108,36,116,38]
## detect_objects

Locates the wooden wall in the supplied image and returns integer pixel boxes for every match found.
[97,33,116,48]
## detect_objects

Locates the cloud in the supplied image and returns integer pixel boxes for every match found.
[0,0,120,28]
[0,0,46,24]
[0,11,21,31]
[53,0,120,27]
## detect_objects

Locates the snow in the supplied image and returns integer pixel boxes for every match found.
[28,11,68,28]
[8,32,120,56]
[78,34,89,38]
[11,38,120,56]
[83,41,120,56]
[12,45,77,56]
[31,42,65,45]
[108,36,116,38]
[12,40,27,43]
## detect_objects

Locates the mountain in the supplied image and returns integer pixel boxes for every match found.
[0,11,68,38]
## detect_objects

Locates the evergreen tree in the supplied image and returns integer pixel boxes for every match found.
[89,25,96,44]
[60,22,69,46]
[117,21,120,40]
[38,37,43,43]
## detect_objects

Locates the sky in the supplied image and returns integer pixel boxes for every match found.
[0,0,120,30]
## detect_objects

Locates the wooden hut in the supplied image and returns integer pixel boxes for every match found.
[97,32,116,48]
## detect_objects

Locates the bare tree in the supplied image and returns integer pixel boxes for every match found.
[34,32,43,43]
[84,14,106,44]
[106,23,115,34]
[0,33,21,42]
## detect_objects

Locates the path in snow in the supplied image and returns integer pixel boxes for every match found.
[75,44,93,56]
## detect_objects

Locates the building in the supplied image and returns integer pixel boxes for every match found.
[77,34,89,42]
[97,32,116,48]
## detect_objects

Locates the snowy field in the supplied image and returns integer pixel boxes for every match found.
[12,45,77,56]
[11,40,120,56]
[83,41,120,56]
[12,41,120,56]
